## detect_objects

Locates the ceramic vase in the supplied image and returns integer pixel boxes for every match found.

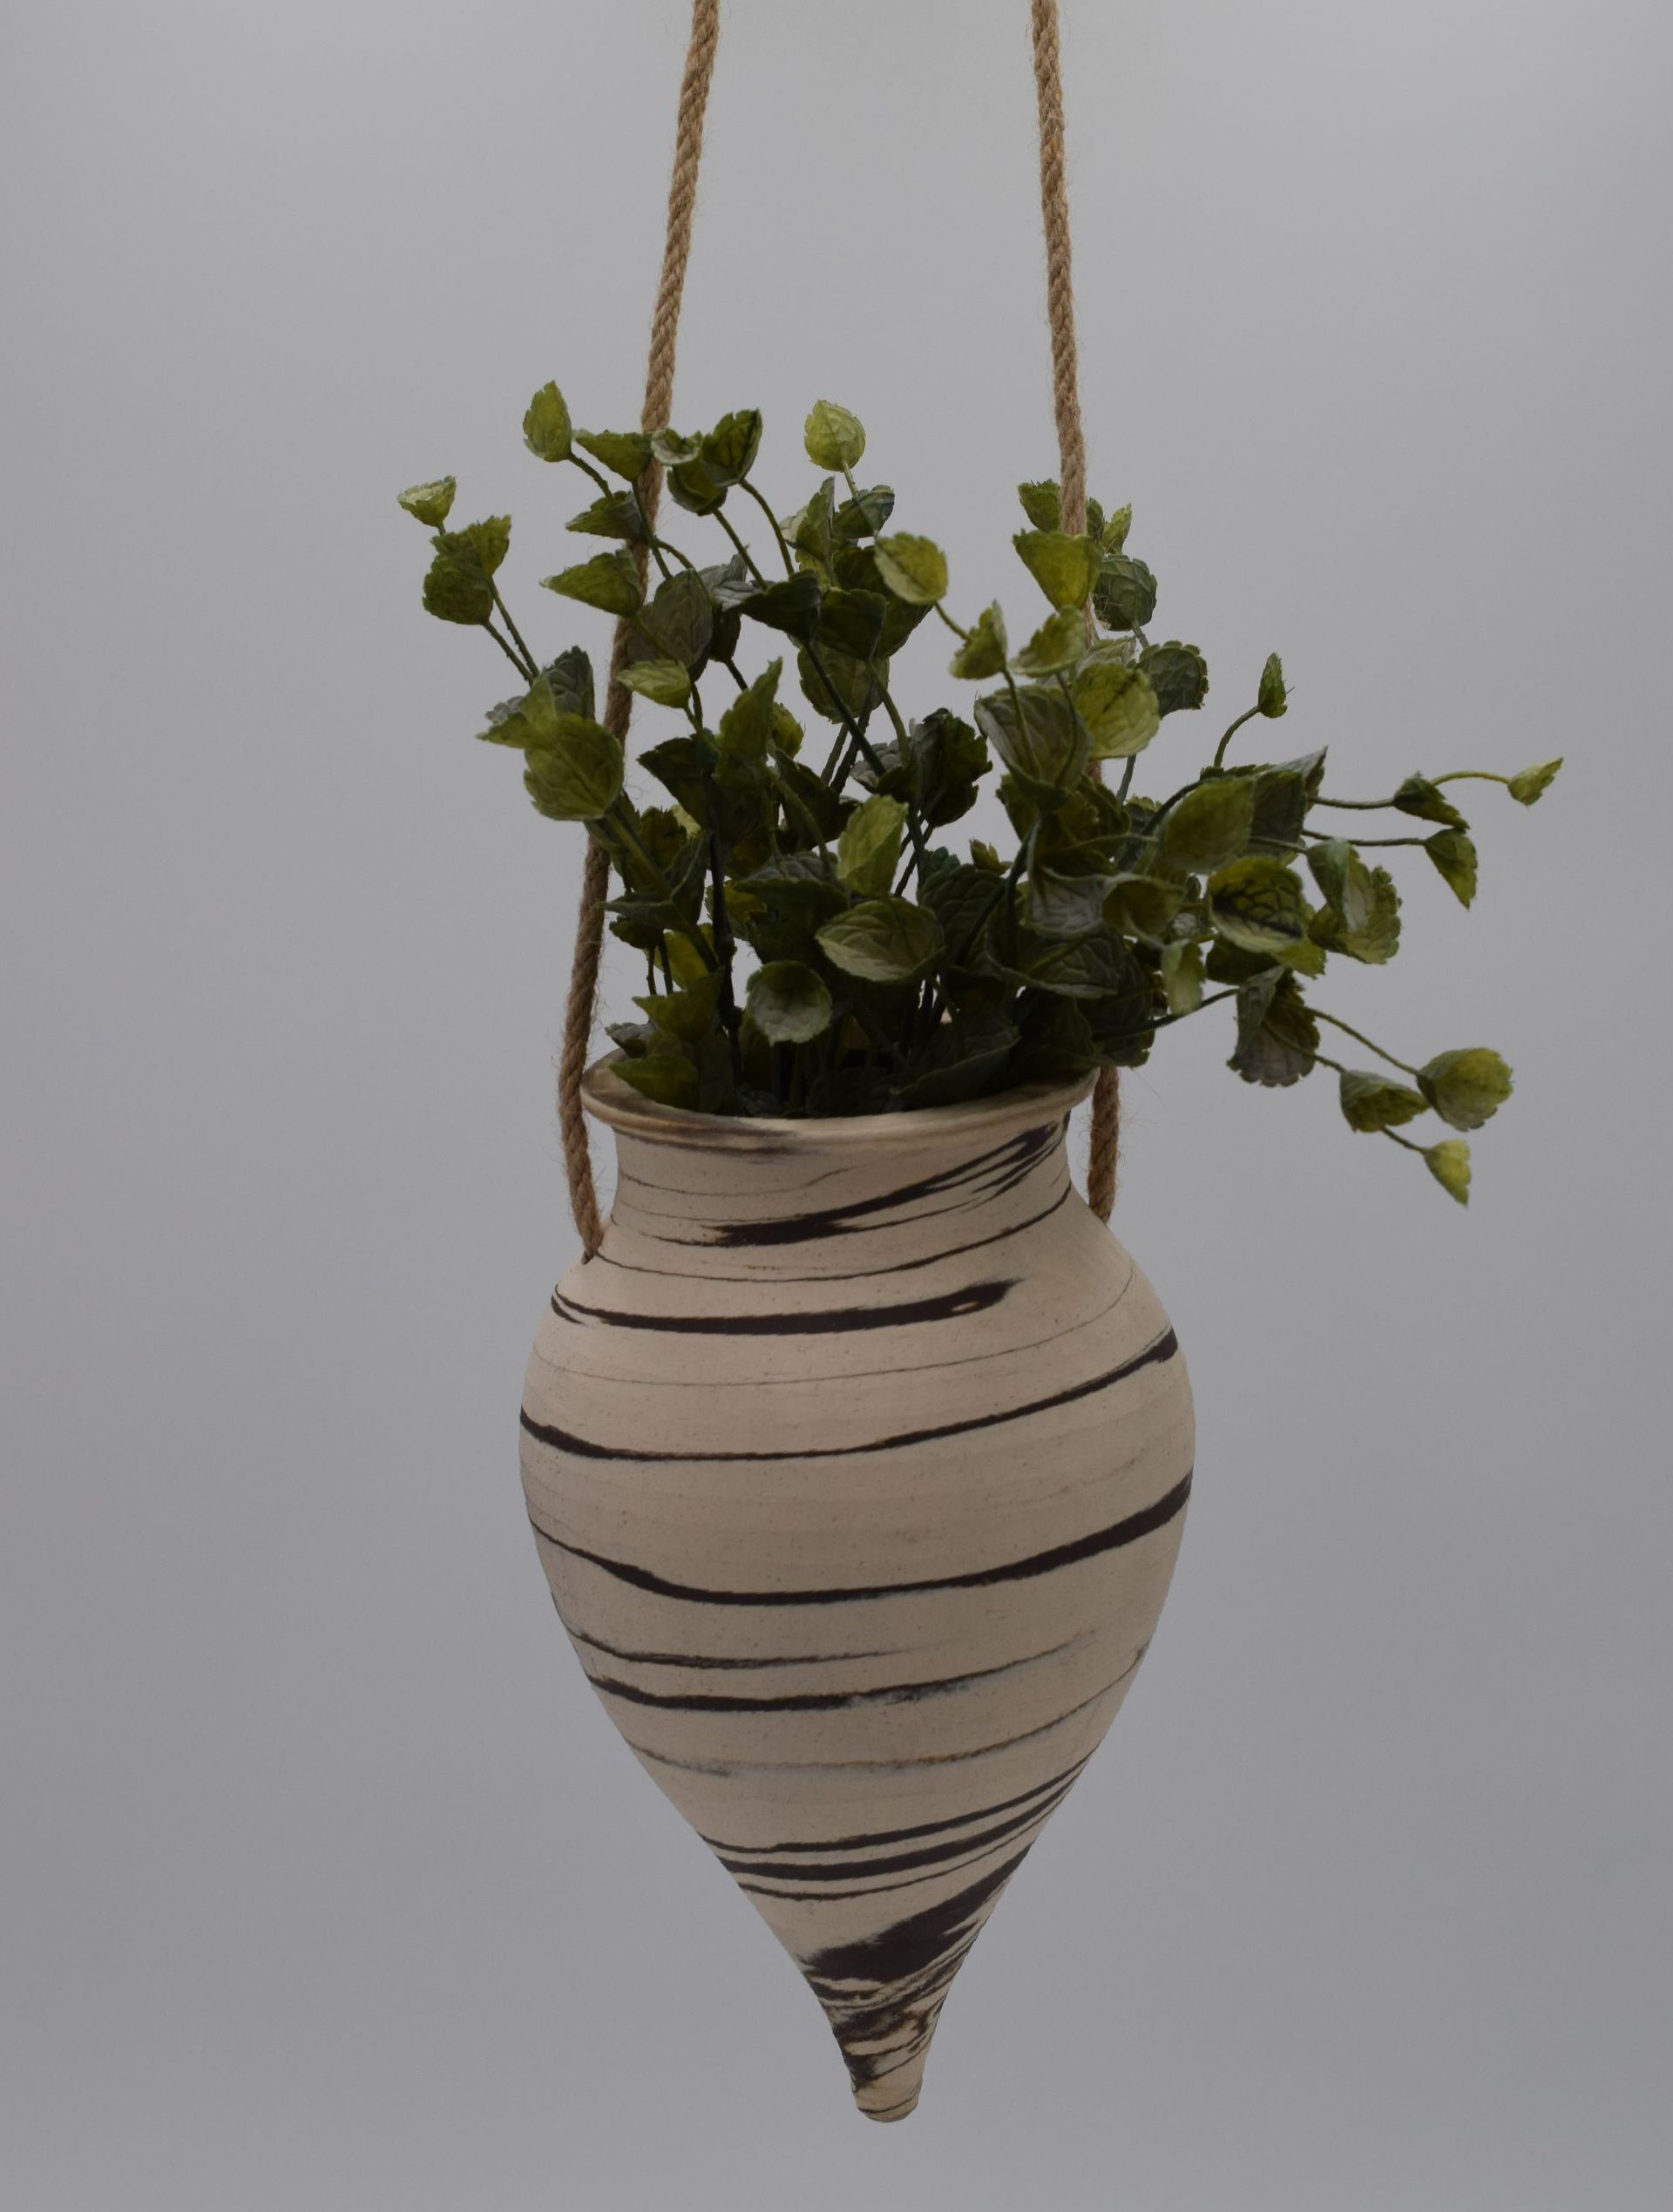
[520,1059,1194,2120]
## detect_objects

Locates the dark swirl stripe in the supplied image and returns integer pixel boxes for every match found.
[528,1468,1191,1607]
[520,1326,1178,1465]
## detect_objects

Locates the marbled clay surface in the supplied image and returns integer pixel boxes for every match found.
[520,1060,1194,2121]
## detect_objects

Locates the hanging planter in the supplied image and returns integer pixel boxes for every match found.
[395,0,1558,2121]
[523,1063,1192,2119]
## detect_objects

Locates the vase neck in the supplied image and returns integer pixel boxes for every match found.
[598,1105,1078,1282]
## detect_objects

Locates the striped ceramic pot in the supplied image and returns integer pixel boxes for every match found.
[520,1059,1194,2121]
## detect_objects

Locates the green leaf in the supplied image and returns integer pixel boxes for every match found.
[803,399,866,471]
[629,570,714,668]
[1418,1047,1513,1131]
[1305,837,1399,962]
[635,972,721,1045]
[1256,652,1287,717]
[717,658,782,762]
[479,668,559,748]
[1424,1138,1472,1204]
[833,484,894,540]
[1205,938,1278,985]
[732,850,846,925]
[543,646,595,720]
[815,586,889,664]
[1305,839,1376,930]
[541,548,642,617]
[574,429,652,479]
[1338,1070,1428,1132]
[423,527,499,625]
[896,708,989,829]
[1160,939,1204,1015]
[1229,970,1317,1086]
[797,642,884,724]
[786,477,836,572]
[618,659,691,708]
[923,861,1004,966]
[1013,606,1087,676]
[1074,656,1160,760]
[665,456,727,515]
[836,793,908,896]
[1099,503,1132,552]
[1013,530,1101,611]
[1017,931,1151,1032]
[1507,757,1562,805]
[1103,874,1184,941]
[1249,749,1328,847]
[649,429,702,467]
[745,960,834,1046]
[900,1011,1019,1108]
[614,1053,700,1110]
[566,491,644,542]
[873,532,948,605]
[949,602,1009,680]
[523,382,572,463]
[521,714,624,821]
[1026,865,1112,939]
[742,573,824,642]
[1425,829,1478,906]
[1093,554,1157,631]
[398,476,456,527]
[1160,778,1256,873]
[816,896,943,984]
[701,408,763,486]
[1137,640,1209,716]
[1393,775,1467,829]
[1209,856,1315,962]
[1017,479,1062,531]
[974,684,1089,804]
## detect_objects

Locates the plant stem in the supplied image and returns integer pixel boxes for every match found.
[1213,705,1259,768]
[1150,986,1237,1030]
[1311,1006,1418,1076]
[1381,1127,1426,1153]
[715,507,768,585]
[491,588,539,680]
[1435,771,1509,788]
[698,766,744,1082]
[932,602,970,639]
[1115,754,1138,803]
[740,479,796,575]
[565,452,614,498]
[484,619,533,680]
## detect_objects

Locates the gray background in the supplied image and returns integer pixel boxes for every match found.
[3,3,1669,2206]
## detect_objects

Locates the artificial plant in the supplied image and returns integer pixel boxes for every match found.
[399,389,1559,1201]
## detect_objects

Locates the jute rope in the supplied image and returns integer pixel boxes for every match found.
[559,0,721,1255]
[558,0,1117,1251]
[1031,0,1120,1221]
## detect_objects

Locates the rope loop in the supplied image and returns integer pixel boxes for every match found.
[559,0,1118,1252]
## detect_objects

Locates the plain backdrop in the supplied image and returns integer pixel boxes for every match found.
[3,3,1670,2208]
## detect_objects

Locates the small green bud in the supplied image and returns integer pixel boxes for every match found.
[398,476,456,527]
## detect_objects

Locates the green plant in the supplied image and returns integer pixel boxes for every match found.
[399,388,1559,1202]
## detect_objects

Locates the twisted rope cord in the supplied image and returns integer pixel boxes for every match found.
[1031,0,1120,1221]
[559,0,721,1255]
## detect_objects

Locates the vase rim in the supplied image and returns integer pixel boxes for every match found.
[581,1052,1097,1153]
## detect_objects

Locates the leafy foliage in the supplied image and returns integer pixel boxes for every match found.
[398,386,1557,1199]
